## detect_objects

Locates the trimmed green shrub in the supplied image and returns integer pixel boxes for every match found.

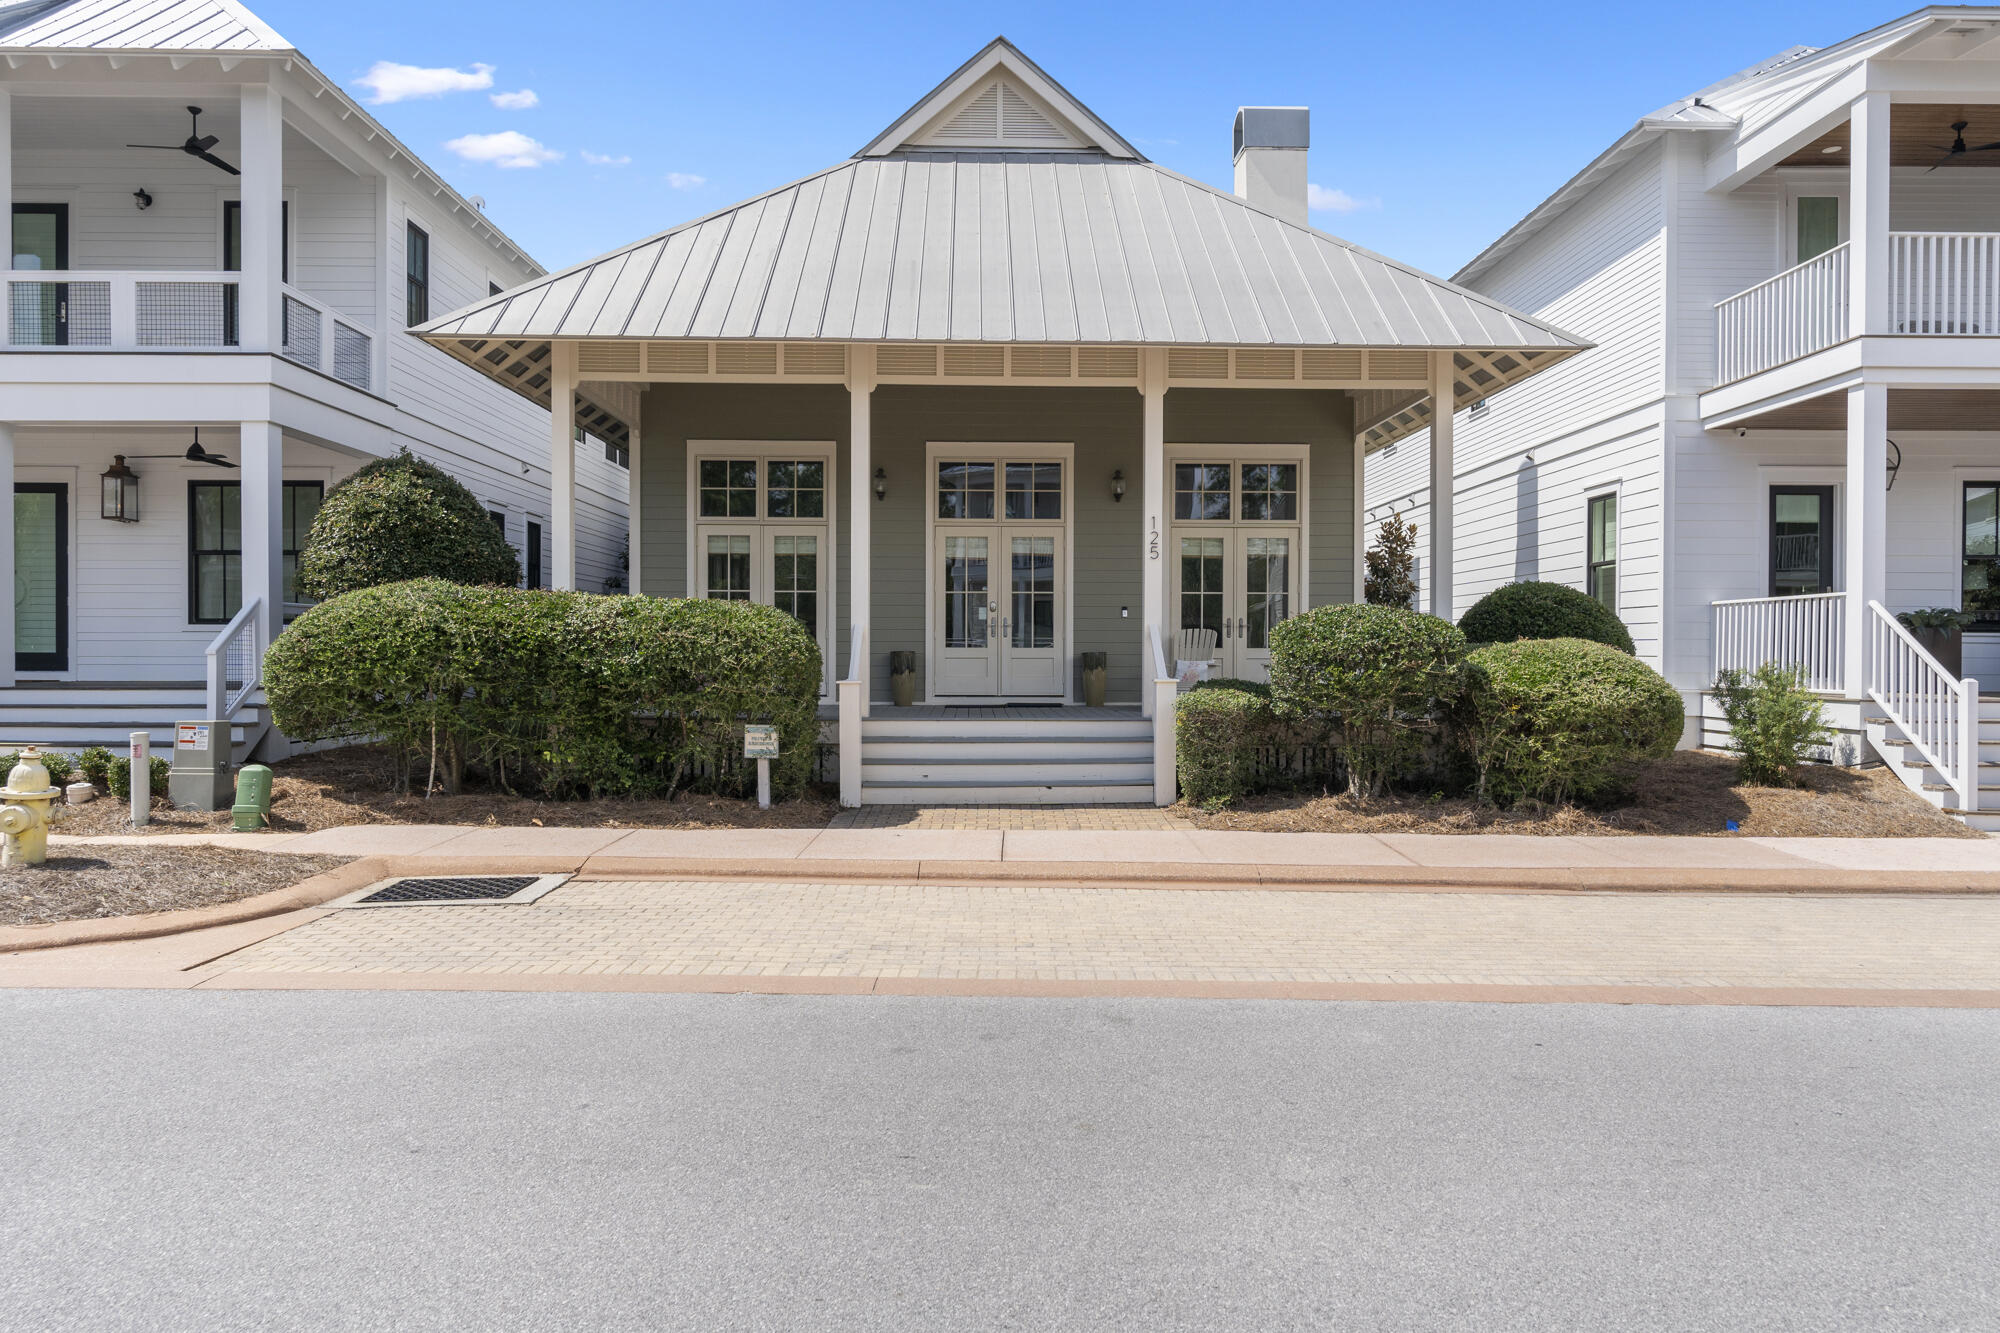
[1176,683,1336,805]
[0,749,74,787]
[77,746,115,788]
[1463,638,1683,805]
[1269,603,1468,798]
[1459,580,1635,654]
[264,579,823,800]
[107,755,170,801]
[294,449,519,600]
[1714,664,1834,787]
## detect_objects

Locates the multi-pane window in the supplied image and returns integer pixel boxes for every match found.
[405,222,430,325]
[942,536,990,646]
[1004,463,1062,520]
[189,480,320,624]
[773,535,819,642]
[1770,487,1834,596]
[704,534,752,600]
[1176,463,1300,521]
[1965,483,2000,631]
[1240,464,1298,521]
[1179,536,1226,638]
[699,459,759,517]
[1009,536,1056,646]
[526,520,544,589]
[1245,536,1292,647]
[1586,493,1617,613]
[937,462,997,520]
[767,461,825,518]
[1174,464,1232,520]
[1796,196,1840,264]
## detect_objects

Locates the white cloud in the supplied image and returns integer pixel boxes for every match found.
[1307,184,1381,214]
[664,172,707,190]
[353,60,494,105]
[490,89,539,110]
[582,150,632,167]
[444,130,562,169]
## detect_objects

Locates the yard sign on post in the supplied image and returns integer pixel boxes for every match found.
[744,725,780,809]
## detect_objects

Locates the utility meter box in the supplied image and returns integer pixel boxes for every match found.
[168,720,234,811]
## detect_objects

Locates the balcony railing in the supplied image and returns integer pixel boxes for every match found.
[1715,244,1850,384]
[1711,592,1846,694]
[4,270,372,392]
[1889,231,2000,335]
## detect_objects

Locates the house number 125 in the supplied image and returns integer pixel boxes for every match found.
[1148,517,1159,561]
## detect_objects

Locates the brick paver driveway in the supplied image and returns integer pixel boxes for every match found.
[196,879,2000,996]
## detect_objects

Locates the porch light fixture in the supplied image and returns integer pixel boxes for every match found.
[1887,438,1902,492]
[1111,469,1126,501]
[100,456,140,523]
[1821,145,1844,155]
[132,188,153,210]
[874,467,887,501]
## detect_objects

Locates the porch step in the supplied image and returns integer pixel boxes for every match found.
[0,686,267,763]
[855,712,1159,805]
[860,779,1158,806]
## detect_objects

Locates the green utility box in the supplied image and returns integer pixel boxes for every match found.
[232,764,274,831]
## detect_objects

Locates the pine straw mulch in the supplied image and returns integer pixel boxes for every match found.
[50,743,840,838]
[1176,750,1985,838]
[0,846,356,928]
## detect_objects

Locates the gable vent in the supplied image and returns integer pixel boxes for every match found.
[878,344,939,376]
[715,343,778,376]
[1233,349,1296,381]
[1167,348,1229,380]
[1011,346,1073,377]
[998,84,1069,144]
[1076,347,1139,378]
[577,341,641,375]
[942,345,1006,377]
[646,342,709,375]
[1301,348,1364,381]
[1367,350,1429,381]
[782,343,846,375]
[918,77,1082,149]
[932,85,1003,142]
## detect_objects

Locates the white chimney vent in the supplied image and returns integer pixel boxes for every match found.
[1233,107,1309,227]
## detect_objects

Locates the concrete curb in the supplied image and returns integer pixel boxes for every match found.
[0,858,387,955]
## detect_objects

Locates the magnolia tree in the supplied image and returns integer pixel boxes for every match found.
[1364,513,1419,610]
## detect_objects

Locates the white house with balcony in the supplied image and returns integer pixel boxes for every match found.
[1363,6,2000,829]
[1,0,633,758]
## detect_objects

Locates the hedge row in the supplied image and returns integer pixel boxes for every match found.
[1176,680,1336,805]
[264,580,822,800]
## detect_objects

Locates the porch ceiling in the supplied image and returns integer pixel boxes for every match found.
[1729,387,2000,431]
[1779,103,2000,169]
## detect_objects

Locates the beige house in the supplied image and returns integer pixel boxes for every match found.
[418,38,1586,806]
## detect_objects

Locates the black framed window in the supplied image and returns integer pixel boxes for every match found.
[527,520,544,588]
[1770,485,1835,596]
[12,204,70,347]
[223,200,291,347]
[1587,493,1617,612]
[489,281,504,298]
[190,480,322,624]
[406,222,430,325]
[1965,482,2000,632]
[14,482,69,672]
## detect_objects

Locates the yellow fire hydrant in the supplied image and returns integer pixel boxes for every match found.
[0,747,59,867]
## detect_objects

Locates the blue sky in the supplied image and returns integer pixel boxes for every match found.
[265,0,1912,278]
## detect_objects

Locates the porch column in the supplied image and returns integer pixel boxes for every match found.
[0,89,14,266]
[549,341,577,590]
[1140,349,1166,715]
[237,84,284,352]
[0,422,14,689]
[848,344,876,711]
[1850,90,1892,338]
[1843,382,1888,696]
[239,421,284,657]
[1428,350,1456,620]
[625,390,643,594]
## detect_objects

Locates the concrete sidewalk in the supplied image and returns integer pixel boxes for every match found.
[49,826,2000,892]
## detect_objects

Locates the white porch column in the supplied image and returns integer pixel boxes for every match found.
[1140,349,1167,706]
[1850,91,1892,338]
[239,421,284,657]
[625,390,643,594]
[1,89,14,267]
[1351,430,1366,603]
[549,341,577,590]
[1428,351,1456,620]
[0,422,14,689]
[1843,381,1888,696]
[237,84,284,352]
[848,344,876,709]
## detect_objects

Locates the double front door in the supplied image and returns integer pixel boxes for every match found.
[1176,529,1296,682]
[932,456,1068,699]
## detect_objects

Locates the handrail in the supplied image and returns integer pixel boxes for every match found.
[204,597,264,722]
[1866,600,1980,814]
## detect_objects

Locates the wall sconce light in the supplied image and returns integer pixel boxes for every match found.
[100,456,141,522]
[873,467,887,501]
[1886,438,1902,492]
[1111,469,1126,502]
[132,188,153,211]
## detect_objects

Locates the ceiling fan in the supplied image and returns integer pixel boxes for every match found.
[1927,120,2000,171]
[126,105,239,176]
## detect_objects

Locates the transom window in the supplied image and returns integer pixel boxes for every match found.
[766,460,825,518]
[699,459,759,517]
[1004,463,1062,520]
[1175,462,1297,521]
[937,462,997,520]
[938,460,1063,521]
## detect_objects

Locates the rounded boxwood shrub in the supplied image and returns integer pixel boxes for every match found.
[294,449,519,600]
[1176,682,1334,805]
[1268,603,1468,798]
[1458,580,1635,654]
[264,579,822,800]
[1462,637,1683,806]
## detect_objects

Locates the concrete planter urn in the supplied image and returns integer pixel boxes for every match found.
[889,651,918,708]
[1080,652,1108,707]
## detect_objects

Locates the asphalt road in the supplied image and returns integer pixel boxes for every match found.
[3,991,1997,1332]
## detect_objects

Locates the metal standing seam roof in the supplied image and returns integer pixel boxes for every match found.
[0,0,289,49]
[414,152,1590,354]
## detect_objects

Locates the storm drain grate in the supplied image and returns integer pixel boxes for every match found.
[353,875,559,906]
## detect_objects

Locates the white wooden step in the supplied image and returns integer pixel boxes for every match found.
[863,757,1154,784]
[863,736,1153,761]
[860,779,1158,806]
[862,717,1149,741]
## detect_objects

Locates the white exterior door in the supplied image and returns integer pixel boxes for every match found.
[689,450,834,695]
[1000,529,1064,695]
[930,453,1070,699]
[935,529,999,695]
[1168,454,1304,684]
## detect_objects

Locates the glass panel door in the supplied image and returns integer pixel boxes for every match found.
[1177,534,1227,657]
[770,532,820,647]
[11,204,69,347]
[935,531,997,695]
[697,529,754,601]
[1000,531,1062,696]
[1796,197,1840,264]
[1240,532,1294,681]
[1770,486,1835,596]
[14,484,68,673]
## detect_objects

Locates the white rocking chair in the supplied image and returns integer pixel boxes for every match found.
[1173,627,1221,690]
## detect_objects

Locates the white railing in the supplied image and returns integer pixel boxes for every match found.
[1715,243,1850,384]
[281,282,375,391]
[1867,600,1980,814]
[1147,623,1177,807]
[205,598,265,722]
[1711,592,1846,694]
[837,623,867,807]
[1889,231,2000,335]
